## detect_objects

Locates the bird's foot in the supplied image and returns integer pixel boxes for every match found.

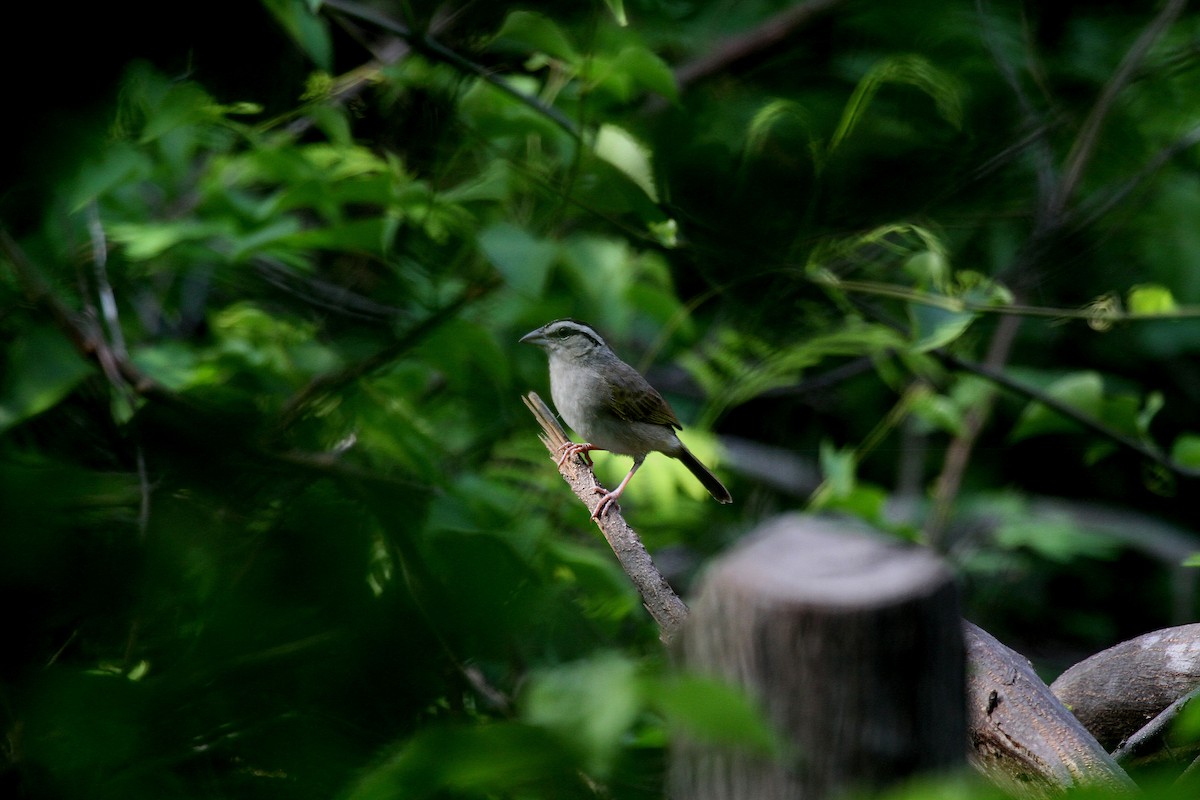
[591,486,622,520]
[555,441,596,468]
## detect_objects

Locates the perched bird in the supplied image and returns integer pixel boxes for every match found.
[521,318,732,519]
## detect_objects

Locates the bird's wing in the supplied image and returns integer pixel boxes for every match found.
[606,361,682,429]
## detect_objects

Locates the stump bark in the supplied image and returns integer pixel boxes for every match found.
[670,514,965,800]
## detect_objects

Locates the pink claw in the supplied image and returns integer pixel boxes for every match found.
[555,441,596,467]
[591,487,621,519]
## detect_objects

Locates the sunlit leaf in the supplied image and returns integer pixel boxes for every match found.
[108,219,230,260]
[603,0,628,26]
[1128,283,1177,314]
[593,124,659,202]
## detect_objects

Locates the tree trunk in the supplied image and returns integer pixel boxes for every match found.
[965,623,1136,797]
[670,514,965,800]
[1051,623,1200,752]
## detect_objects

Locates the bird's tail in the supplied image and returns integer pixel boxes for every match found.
[676,445,732,504]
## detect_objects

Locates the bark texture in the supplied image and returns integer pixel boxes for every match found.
[1050,623,1200,751]
[966,623,1136,797]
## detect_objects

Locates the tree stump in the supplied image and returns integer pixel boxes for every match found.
[670,514,965,800]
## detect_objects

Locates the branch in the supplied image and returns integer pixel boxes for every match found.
[1051,623,1200,753]
[975,0,1057,202]
[966,623,1138,796]
[673,0,846,89]
[522,391,689,642]
[937,351,1200,481]
[1073,123,1200,231]
[1112,685,1200,765]
[275,279,495,432]
[320,0,581,139]
[1050,0,1187,218]
[924,313,1022,547]
[0,229,165,400]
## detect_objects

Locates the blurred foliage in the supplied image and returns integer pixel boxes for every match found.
[4,0,1200,796]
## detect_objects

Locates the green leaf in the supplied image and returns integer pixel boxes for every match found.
[136,81,219,144]
[818,440,856,497]
[593,124,659,202]
[1010,371,1104,441]
[479,222,558,296]
[1171,433,1200,468]
[523,653,640,775]
[0,326,94,433]
[650,674,778,754]
[745,99,813,161]
[341,723,575,800]
[263,0,332,71]
[904,249,951,288]
[491,10,579,62]
[829,54,964,156]
[1137,391,1164,437]
[603,0,628,26]
[545,539,639,621]
[1128,283,1177,314]
[908,300,976,352]
[1182,552,1200,568]
[611,46,677,102]
[131,342,222,391]
[108,219,230,260]
[67,144,153,211]
[994,514,1121,563]
[908,386,966,436]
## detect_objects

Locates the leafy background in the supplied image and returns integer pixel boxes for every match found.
[3,0,1200,797]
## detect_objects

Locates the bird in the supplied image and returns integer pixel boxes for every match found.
[520,318,732,519]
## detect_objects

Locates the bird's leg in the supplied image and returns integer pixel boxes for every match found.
[556,441,600,467]
[592,455,645,520]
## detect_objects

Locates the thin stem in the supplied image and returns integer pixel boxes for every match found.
[321,0,581,139]
[1050,0,1187,219]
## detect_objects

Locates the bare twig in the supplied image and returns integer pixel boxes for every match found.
[275,279,495,432]
[1112,684,1200,764]
[937,351,1200,481]
[0,229,163,399]
[86,203,127,358]
[320,0,581,138]
[1073,123,1200,231]
[674,0,846,88]
[975,0,1057,201]
[925,1,1189,546]
[523,391,689,642]
[1050,0,1188,219]
[925,313,1022,548]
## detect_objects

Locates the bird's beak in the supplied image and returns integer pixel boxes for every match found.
[519,327,547,345]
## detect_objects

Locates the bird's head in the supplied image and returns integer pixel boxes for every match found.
[520,319,611,360]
